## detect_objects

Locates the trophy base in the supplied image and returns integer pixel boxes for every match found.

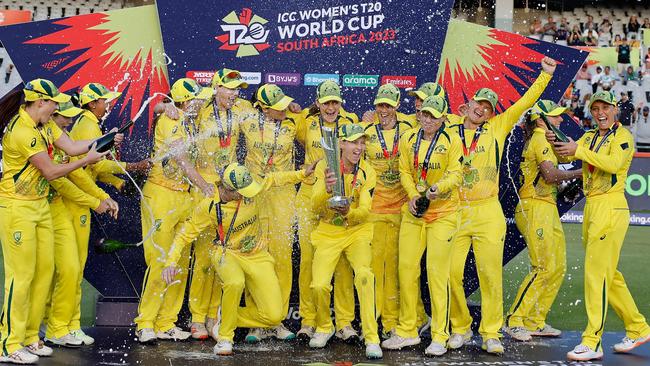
[328,196,349,208]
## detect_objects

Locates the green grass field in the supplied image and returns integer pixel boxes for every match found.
[0,223,648,331]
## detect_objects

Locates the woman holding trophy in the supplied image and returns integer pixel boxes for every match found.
[381,95,463,356]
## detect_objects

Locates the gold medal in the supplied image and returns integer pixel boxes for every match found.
[416,179,428,194]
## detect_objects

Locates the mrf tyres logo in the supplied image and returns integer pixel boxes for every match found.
[215,8,271,57]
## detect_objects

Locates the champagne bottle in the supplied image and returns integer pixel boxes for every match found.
[413,196,430,218]
[95,238,133,254]
[540,114,569,143]
[89,120,135,153]
[558,179,583,203]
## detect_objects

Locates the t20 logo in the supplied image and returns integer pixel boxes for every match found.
[215,8,271,58]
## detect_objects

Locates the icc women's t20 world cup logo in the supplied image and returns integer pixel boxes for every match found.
[215,8,271,57]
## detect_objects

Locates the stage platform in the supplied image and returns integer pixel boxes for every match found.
[36,327,650,366]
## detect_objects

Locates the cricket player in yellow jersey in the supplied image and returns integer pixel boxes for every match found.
[548,91,650,361]
[0,79,108,364]
[381,96,462,356]
[503,100,582,342]
[67,82,151,345]
[44,102,121,348]
[295,81,356,341]
[238,83,299,341]
[447,57,557,354]
[185,69,250,340]
[161,162,316,355]
[308,124,382,359]
[134,78,214,344]
[361,83,415,338]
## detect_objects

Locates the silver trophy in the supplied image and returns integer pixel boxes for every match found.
[321,126,349,208]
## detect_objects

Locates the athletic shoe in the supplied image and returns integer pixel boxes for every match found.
[45,333,83,348]
[481,338,504,354]
[270,324,296,340]
[0,348,39,364]
[213,340,233,356]
[137,328,157,343]
[365,343,383,359]
[530,324,562,337]
[206,318,220,341]
[418,316,432,337]
[381,334,421,350]
[296,325,315,340]
[448,330,473,349]
[70,329,95,345]
[156,327,190,341]
[567,344,603,361]
[504,326,532,341]
[614,334,650,353]
[245,328,268,343]
[190,322,209,340]
[334,326,359,342]
[25,341,53,357]
[309,331,335,348]
[425,341,447,356]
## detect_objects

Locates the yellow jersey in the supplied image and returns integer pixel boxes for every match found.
[518,128,557,203]
[241,110,297,177]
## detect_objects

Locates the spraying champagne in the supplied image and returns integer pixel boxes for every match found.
[89,120,135,153]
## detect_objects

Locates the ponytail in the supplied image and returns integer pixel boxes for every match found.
[0,88,25,138]
[523,111,537,143]
[70,91,82,108]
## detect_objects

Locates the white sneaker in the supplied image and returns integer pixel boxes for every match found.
[365,343,383,359]
[567,344,603,361]
[309,330,335,348]
[380,334,421,350]
[137,328,157,343]
[206,318,220,341]
[45,333,83,347]
[296,325,315,339]
[270,324,296,341]
[334,326,359,342]
[156,327,191,341]
[70,329,95,345]
[614,334,650,353]
[481,338,504,354]
[190,322,208,340]
[213,339,233,356]
[0,348,39,364]
[504,326,532,341]
[448,330,472,349]
[418,316,432,337]
[25,341,53,357]
[425,341,447,356]
[245,328,268,343]
[530,324,562,337]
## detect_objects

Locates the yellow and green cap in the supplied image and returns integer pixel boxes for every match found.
[472,87,498,112]
[79,83,121,106]
[222,163,262,198]
[55,101,84,118]
[255,84,294,111]
[589,90,617,108]
[374,83,400,107]
[316,80,342,104]
[408,82,445,100]
[23,79,70,103]
[420,95,448,119]
[170,78,214,103]
[339,123,368,142]
[530,99,567,120]
[211,68,249,89]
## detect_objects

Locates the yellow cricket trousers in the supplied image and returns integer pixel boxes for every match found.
[61,199,91,331]
[507,198,566,330]
[396,212,460,343]
[296,183,355,329]
[0,197,54,354]
[134,182,191,331]
[449,197,506,340]
[581,193,650,351]
[310,223,379,344]
[46,197,81,338]
[212,248,284,342]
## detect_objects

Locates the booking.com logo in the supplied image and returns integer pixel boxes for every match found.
[215,8,271,58]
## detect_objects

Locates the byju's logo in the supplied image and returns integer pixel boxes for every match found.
[215,8,271,58]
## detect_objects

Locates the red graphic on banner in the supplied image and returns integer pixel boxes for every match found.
[0,10,32,26]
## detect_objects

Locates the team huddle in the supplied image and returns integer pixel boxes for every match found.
[0,54,648,364]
